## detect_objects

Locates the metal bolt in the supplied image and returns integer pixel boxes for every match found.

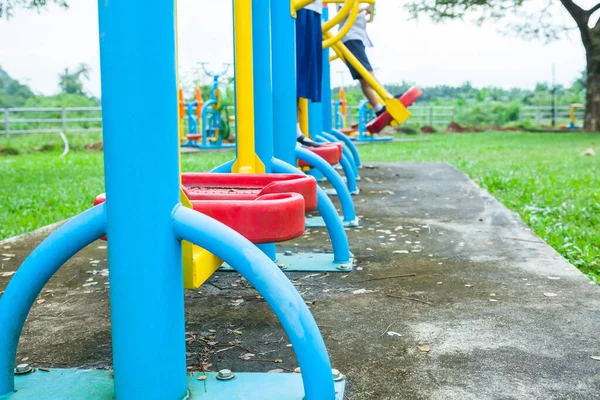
[332,368,345,382]
[336,264,350,271]
[277,263,287,270]
[216,369,235,381]
[14,364,32,375]
[284,250,293,256]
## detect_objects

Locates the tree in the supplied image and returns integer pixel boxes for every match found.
[58,64,90,96]
[0,0,67,19]
[405,0,600,131]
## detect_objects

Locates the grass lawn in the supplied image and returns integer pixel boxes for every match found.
[1,131,598,281]
[0,132,233,240]
[360,132,600,281]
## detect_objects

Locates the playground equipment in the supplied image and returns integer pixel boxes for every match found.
[567,103,583,130]
[0,1,345,399]
[324,0,422,142]
[341,98,393,142]
[333,86,348,130]
[210,0,357,273]
[182,63,235,149]
[339,91,423,142]
[184,83,204,139]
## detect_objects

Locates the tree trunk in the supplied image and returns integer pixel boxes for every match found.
[584,28,600,131]
[584,65,600,131]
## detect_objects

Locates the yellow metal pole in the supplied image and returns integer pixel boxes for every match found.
[232,0,264,174]
[329,35,410,124]
[322,0,354,32]
[323,0,359,48]
[299,97,310,137]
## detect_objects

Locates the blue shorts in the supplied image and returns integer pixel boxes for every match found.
[296,9,323,103]
[343,39,372,80]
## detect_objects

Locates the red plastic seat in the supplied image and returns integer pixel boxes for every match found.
[298,142,343,167]
[94,172,318,244]
[191,193,305,243]
[182,173,317,211]
[186,134,202,140]
[367,86,423,134]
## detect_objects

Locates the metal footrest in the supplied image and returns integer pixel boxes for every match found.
[221,251,354,273]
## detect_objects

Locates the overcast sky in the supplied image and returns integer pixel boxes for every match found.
[0,0,587,97]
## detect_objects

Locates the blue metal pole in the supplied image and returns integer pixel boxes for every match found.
[211,159,235,173]
[270,0,297,166]
[97,1,187,398]
[201,100,216,148]
[252,0,274,170]
[308,100,323,139]
[272,159,350,262]
[314,134,357,194]
[331,128,362,168]
[321,8,334,135]
[296,146,357,223]
[252,0,277,260]
[318,130,359,178]
[172,205,336,400]
[0,205,106,397]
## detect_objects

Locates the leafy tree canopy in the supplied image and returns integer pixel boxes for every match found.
[0,0,68,19]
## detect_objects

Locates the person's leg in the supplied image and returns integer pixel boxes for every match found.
[359,71,383,112]
[344,40,385,116]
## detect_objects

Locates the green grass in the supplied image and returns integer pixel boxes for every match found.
[0,142,232,240]
[360,132,600,281]
[0,131,598,282]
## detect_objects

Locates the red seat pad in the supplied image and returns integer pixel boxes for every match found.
[93,192,307,244]
[191,193,306,244]
[182,173,317,211]
[366,86,423,134]
[298,142,342,167]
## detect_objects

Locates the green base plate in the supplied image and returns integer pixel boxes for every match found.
[5,369,346,400]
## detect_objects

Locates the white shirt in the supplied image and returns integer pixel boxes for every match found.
[337,6,373,47]
[304,0,323,14]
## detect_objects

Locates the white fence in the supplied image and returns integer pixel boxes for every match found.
[0,107,102,136]
[519,106,584,125]
[0,105,587,136]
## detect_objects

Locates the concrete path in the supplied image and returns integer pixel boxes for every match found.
[1,162,599,399]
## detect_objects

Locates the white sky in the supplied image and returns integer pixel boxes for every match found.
[0,0,587,97]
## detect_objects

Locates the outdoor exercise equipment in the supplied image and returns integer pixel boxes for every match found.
[211,0,356,272]
[183,83,204,138]
[567,103,583,130]
[0,1,344,399]
[295,2,368,201]
[334,86,348,130]
[325,0,422,142]
[339,88,423,141]
[182,62,235,149]
[290,2,370,202]
[341,98,393,142]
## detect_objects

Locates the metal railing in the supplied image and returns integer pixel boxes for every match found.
[0,107,102,136]
[0,105,586,136]
[519,106,584,125]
